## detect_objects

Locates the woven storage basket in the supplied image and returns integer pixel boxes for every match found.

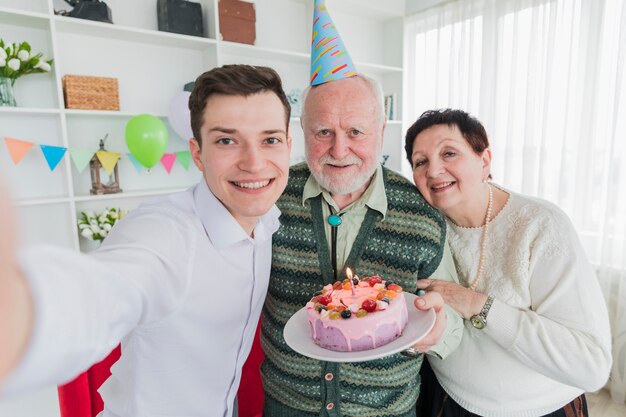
[62,75,120,111]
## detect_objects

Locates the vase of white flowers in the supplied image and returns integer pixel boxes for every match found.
[0,39,53,107]
[77,208,126,245]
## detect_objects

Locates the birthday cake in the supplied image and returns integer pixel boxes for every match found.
[305,276,407,352]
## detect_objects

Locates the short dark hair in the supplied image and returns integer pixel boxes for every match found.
[189,65,291,147]
[404,108,490,164]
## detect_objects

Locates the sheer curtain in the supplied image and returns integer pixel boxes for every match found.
[404,0,626,402]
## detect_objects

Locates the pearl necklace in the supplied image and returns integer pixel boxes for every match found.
[469,183,493,291]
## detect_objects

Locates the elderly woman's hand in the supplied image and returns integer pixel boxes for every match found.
[416,279,488,320]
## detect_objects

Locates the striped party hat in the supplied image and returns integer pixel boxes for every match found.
[310,0,357,86]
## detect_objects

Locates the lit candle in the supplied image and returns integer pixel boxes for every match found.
[346,267,356,296]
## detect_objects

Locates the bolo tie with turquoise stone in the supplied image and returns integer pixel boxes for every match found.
[328,203,343,281]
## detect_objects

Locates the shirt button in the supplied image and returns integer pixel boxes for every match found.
[325,372,334,381]
[326,402,334,410]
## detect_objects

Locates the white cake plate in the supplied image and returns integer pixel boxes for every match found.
[283,293,437,362]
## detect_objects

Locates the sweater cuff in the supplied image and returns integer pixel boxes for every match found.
[428,304,463,360]
[484,298,519,348]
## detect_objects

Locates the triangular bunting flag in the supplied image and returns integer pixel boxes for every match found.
[176,150,192,170]
[310,0,357,86]
[127,153,144,173]
[160,153,177,174]
[69,149,95,173]
[4,137,34,165]
[40,145,67,171]
[96,151,121,176]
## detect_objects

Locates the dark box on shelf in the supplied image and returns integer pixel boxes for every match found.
[62,75,120,111]
[68,0,113,24]
[219,0,256,45]
[157,0,204,37]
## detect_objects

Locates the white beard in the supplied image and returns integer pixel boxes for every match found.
[308,148,381,195]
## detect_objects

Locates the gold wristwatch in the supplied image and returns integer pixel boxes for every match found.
[470,295,494,329]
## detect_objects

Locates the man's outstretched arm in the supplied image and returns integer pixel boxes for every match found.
[0,181,33,384]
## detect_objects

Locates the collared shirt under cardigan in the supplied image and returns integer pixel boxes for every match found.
[261,163,463,417]
[302,165,462,359]
[4,180,281,417]
[303,165,460,294]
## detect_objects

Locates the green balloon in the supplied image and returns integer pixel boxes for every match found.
[125,114,169,169]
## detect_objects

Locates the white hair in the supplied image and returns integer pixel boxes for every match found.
[300,74,386,126]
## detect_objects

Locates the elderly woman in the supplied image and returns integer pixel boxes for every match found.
[405,109,612,417]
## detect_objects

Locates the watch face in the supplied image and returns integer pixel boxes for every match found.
[471,316,486,329]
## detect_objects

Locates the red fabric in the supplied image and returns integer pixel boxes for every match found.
[57,323,265,417]
[237,318,265,417]
[57,345,121,417]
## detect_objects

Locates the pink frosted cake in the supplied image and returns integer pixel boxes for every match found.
[306,276,407,352]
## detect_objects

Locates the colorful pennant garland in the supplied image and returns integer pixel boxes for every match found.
[96,150,121,176]
[127,153,144,173]
[69,149,95,173]
[176,150,192,170]
[40,145,67,171]
[2,137,190,174]
[160,153,177,174]
[4,137,34,165]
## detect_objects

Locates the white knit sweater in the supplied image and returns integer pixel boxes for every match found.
[430,188,612,417]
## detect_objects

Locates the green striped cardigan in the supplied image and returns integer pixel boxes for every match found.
[261,163,446,417]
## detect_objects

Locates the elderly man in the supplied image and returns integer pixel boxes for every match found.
[259,72,463,417]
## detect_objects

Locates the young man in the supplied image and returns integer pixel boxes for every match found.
[0,64,292,417]
[260,74,463,417]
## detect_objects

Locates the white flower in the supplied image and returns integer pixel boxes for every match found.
[17,50,29,61]
[8,58,20,71]
[77,207,126,243]
[0,49,6,60]
[39,62,51,72]
[0,58,5,68]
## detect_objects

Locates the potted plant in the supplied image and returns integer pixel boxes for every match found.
[0,39,53,107]
[77,208,127,249]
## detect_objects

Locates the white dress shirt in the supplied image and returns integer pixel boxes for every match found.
[5,181,281,417]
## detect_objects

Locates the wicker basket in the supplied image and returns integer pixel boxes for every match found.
[62,75,120,111]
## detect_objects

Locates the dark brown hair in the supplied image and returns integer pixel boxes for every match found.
[189,65,291,147]
[404,108,490,163]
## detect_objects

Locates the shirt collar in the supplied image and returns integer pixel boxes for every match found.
[193,180,281,248]
[302,165,387,218]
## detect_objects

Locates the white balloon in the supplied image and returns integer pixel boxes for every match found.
[168,91,193,142]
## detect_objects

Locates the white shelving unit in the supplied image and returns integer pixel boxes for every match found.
[0,0,405,415]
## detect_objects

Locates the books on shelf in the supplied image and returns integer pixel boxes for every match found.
[384,93,397,121]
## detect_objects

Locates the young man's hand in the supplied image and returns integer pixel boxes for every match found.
[0,180,33,384]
